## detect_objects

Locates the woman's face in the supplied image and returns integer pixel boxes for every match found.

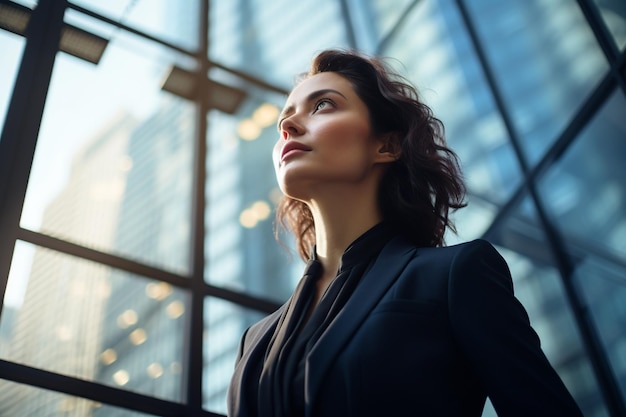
[273,72,386,201]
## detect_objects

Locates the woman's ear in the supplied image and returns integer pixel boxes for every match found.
[374,132,401,163]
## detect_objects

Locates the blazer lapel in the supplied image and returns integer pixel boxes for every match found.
[304,236,417,414]
[228,309,282,417]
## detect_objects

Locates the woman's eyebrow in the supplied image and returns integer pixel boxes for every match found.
[277,88,347,131]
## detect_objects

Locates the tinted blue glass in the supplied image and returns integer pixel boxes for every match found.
[592,0,626,50]
[574,257,626,405]
[208,0,350,88]
[538,89,626,261]
[465,0,608,164]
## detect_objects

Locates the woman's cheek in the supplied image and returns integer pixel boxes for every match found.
[272,141,282,167]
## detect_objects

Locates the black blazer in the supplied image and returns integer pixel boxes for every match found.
[228,238,583,417]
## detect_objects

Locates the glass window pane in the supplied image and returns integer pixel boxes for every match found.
[203,297,267,415]
[0,30,25,137]
[346,0,415,51]
[0,379,161,416]
[592,0,626,50]
[381,0,523,205]
[70,0,200,51]
[574,256,626,404]
[21,12,196,275]
[445,195,497,246]
[0,241,188,402]
[465,0,608,164]
[205,88,302,302]
[208,0,350,88]
[489,200,608,417]
[10,0,36,7]
[538,89,626,261]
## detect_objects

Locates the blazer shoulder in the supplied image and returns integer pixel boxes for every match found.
[242,307,283,350]
[446,238,498,253]
[454,238,507,266]
[412,238,503,264]
[451,238,504,261]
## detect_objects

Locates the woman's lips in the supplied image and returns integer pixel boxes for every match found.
[281,141,311,162]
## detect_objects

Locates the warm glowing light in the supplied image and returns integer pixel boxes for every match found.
[252,103,280,127]
[147,362,164,379]
[117,309,138,329]
[100,348,117,365]
[237,118,261,141]
[113,370,130,386]
[166,300,185,319]
[240,200,272,228]
[251,200,271,220]
[239,208,257,228]
[146,282,172,300]
[129,328,147,345]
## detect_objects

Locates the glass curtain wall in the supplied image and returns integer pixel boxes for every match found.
[0,0,624,416]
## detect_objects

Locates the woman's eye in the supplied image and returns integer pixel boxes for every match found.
[314,99,333,112]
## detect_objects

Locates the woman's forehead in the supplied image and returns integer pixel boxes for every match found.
[285,72,353,105]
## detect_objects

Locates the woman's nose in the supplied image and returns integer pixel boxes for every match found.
[280,116,303,139]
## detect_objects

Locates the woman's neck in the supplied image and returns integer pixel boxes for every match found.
[307,186,382,279]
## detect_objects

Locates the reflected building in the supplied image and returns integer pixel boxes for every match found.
[0,113,138,416]
[93,97,193,409]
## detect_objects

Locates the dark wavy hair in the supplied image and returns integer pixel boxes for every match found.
[276,49,466,260]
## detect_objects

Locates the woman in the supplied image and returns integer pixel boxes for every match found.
[228,49,583,417]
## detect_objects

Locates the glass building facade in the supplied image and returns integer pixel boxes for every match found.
[0,0,624,416]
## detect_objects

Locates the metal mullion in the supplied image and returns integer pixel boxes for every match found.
[575,0,626,96]
[576,0,620,63]
[454,1,626,416]
[209,60,289,95]
[18,224,279,320]
[183,0,209,413]
[338,0,358,49]
[67,1,196,58]
[202,284,281,314]
[0,0,66,314]
[483,71,615,240]
[522,73,615,186]
[68,2,289,98]
[18,222,281,313]
[0,359,223,417]
[375,0,422,55]
[15,227,191,288]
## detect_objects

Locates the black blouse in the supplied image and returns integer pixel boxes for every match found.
[256,222,395,417]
